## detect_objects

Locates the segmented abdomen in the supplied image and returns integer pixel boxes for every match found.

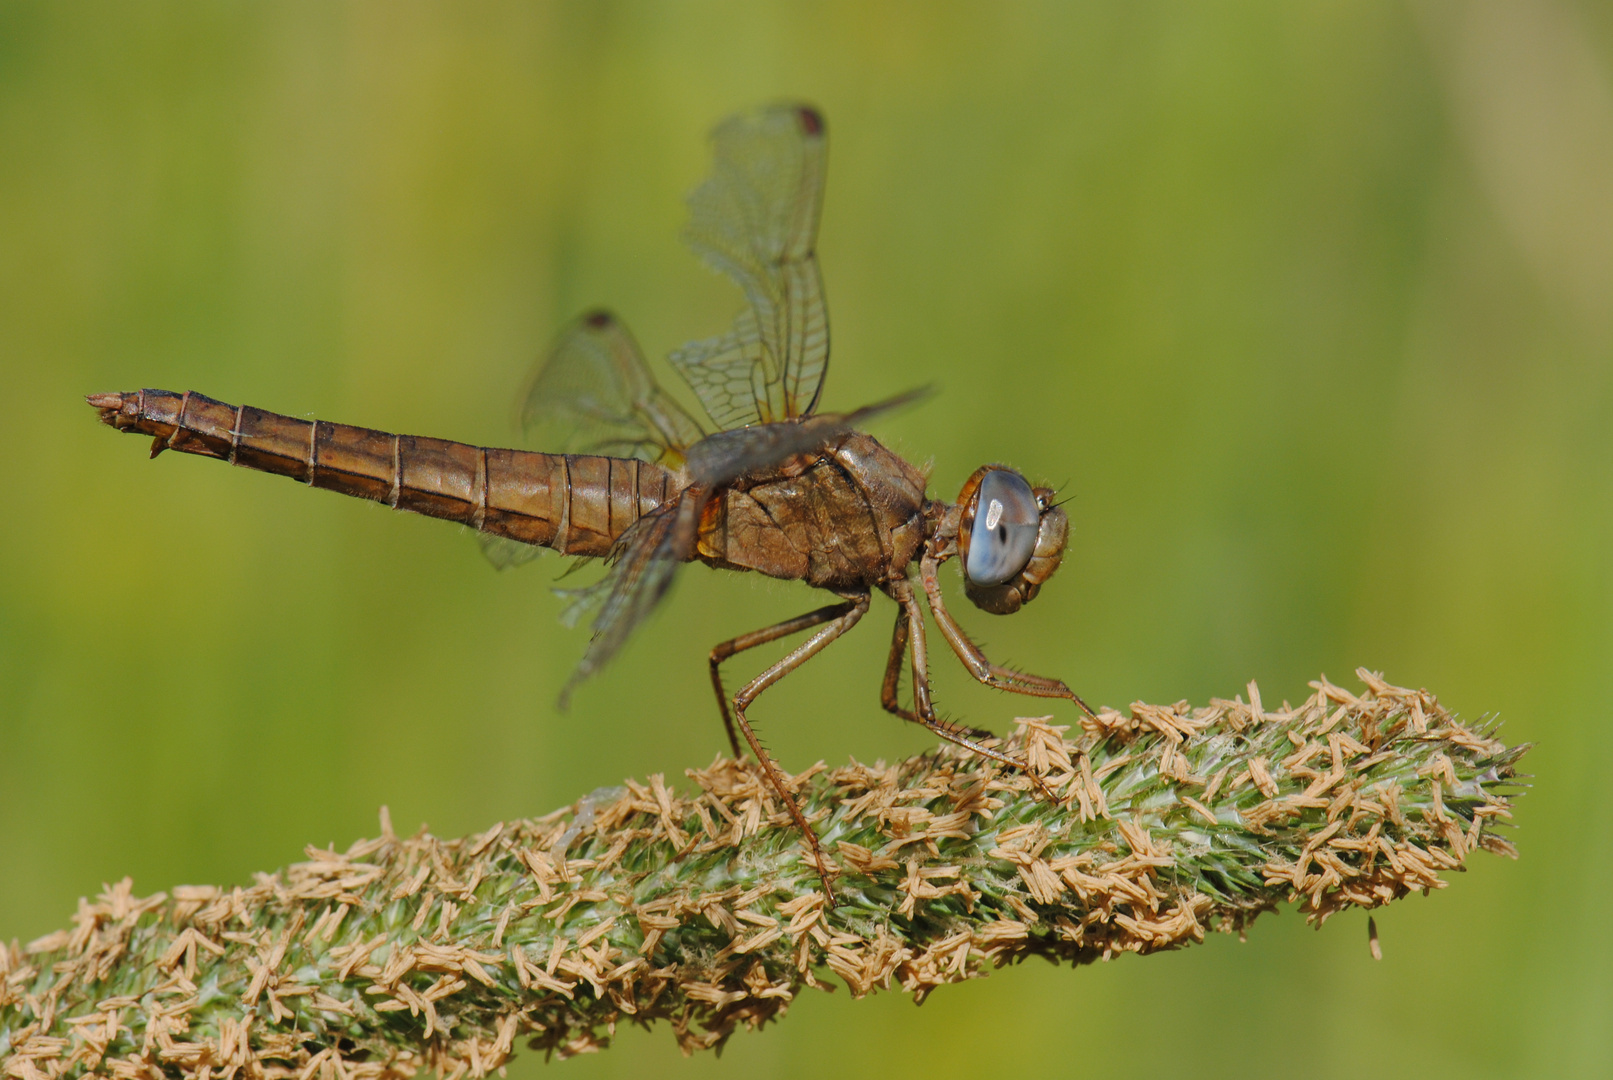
[89,389,680,557]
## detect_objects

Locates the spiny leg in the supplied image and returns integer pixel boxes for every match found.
[727,591,869,900]
[710,601,856,759]
[879,601,916,721]
[880,604,996,740]
[920,554,1098,719]
[886,580,1058,802]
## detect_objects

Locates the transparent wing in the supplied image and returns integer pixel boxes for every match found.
[521,310,705,466]
[684,386,933,487]
[669,104,829,430]
[479,533,549,570]
[557,492,703,707]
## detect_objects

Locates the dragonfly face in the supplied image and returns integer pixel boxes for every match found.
[954,466,1068,615]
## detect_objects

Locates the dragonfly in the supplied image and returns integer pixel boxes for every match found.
[89,104,1092,895]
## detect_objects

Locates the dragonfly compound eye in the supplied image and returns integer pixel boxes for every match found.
[962,469,1040,587]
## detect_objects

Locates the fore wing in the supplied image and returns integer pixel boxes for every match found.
[669,104,829,430]
[684,386,933,486]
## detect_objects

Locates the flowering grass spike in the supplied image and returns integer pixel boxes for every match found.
[0,670,1526,1075]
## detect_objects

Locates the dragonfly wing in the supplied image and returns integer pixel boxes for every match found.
[479,533,550,570]
[520,310,705,465]
[558,491,703,706]
[666,312,771,432]
[671,104,829,429]
[685,386,935,487]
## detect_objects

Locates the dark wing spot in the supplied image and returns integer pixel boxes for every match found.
[797,106,824,137]
[585,310,613,329]
[998,524,1008,541]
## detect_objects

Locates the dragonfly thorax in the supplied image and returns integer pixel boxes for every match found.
[696,431,931,591]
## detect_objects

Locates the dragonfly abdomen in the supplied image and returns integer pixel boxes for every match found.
[88,389,680,557]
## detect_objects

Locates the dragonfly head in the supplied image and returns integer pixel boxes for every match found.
[955,466,1068,615]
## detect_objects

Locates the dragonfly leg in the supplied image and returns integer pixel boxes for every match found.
[878,603,917,721]
[710,600,863,759]
[879,604,997,740]
[919,554,1098,720]
[727,591,870,900]
[886,580,1058,803]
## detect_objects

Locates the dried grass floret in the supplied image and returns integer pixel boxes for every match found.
[0,670,1527,1074]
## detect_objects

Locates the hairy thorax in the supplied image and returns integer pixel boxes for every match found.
[696,432,930,589]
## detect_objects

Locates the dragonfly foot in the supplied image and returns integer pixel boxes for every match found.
[804,845,840,908]
[1023,767,1060,805]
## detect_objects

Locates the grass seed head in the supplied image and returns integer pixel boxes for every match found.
[0,670,1526,1072]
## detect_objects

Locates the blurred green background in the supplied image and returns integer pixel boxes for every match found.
[2,2,1609,1076]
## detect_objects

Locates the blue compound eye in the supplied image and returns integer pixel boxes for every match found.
[965,470,1039,586]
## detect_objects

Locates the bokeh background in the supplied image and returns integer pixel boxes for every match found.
[2,3,1609,1076]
